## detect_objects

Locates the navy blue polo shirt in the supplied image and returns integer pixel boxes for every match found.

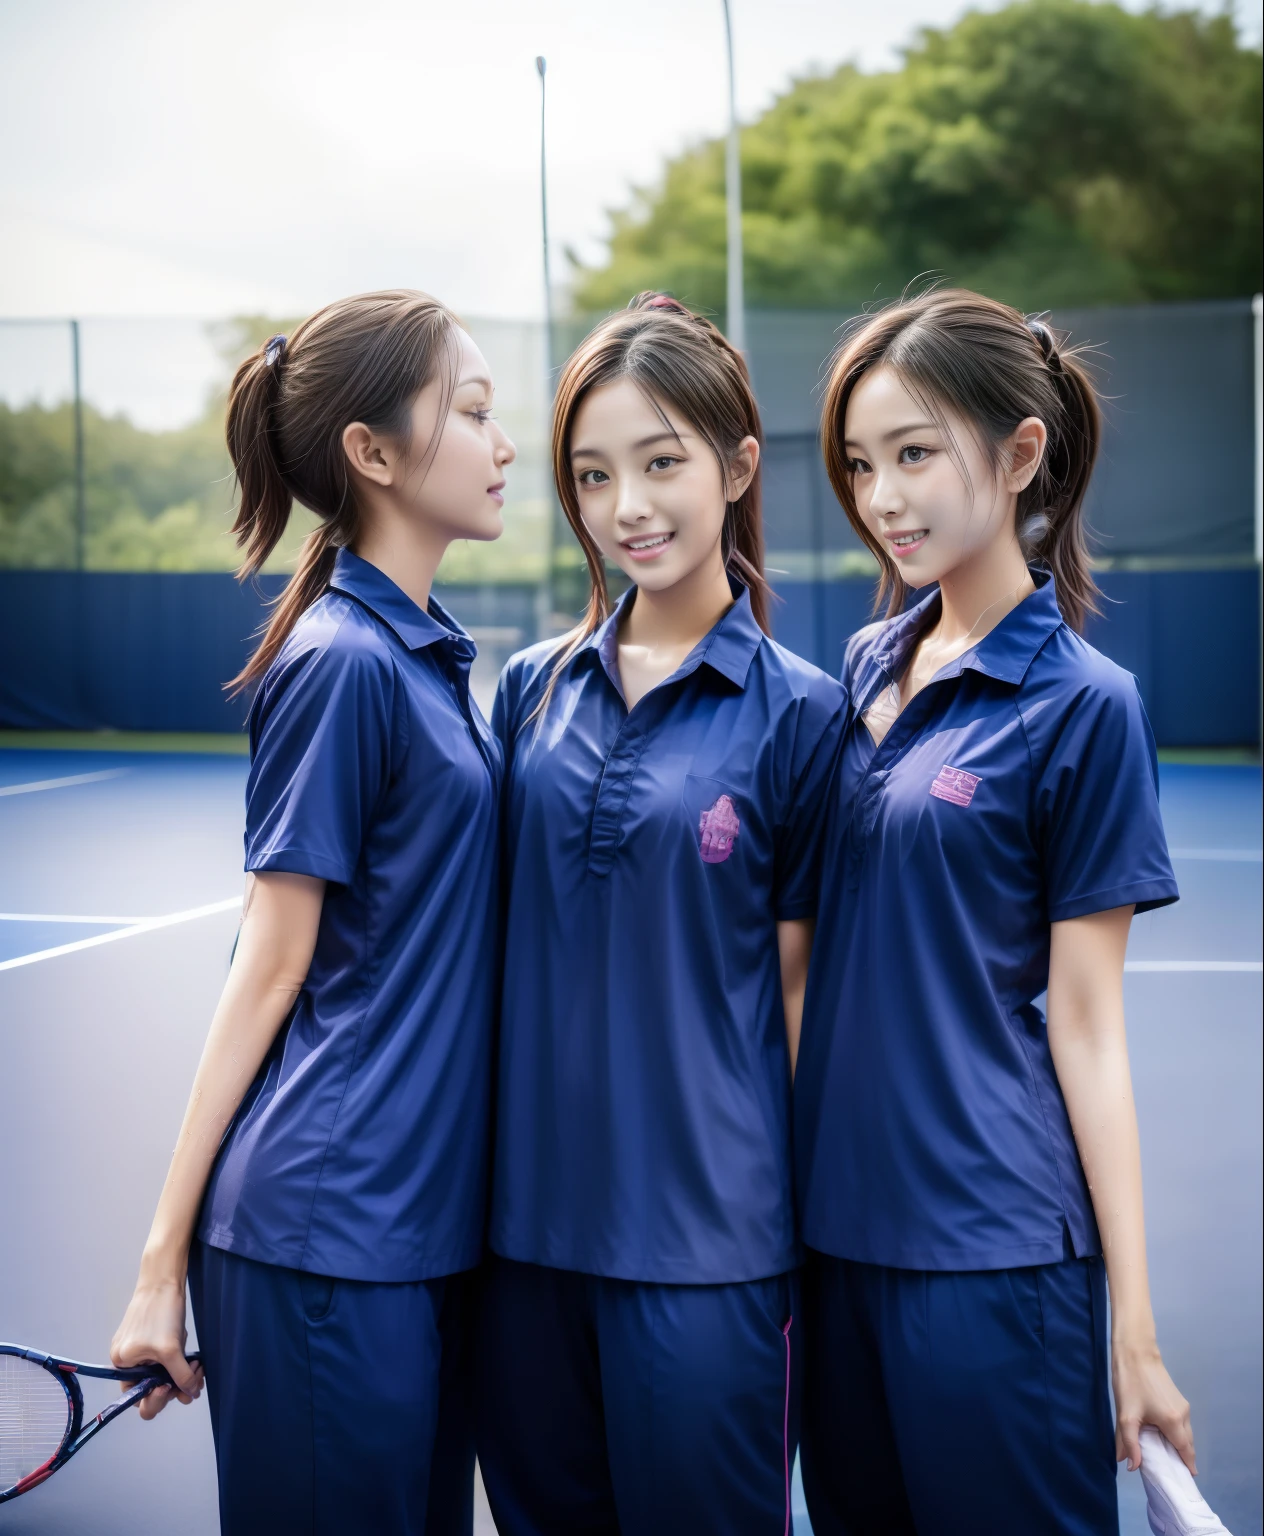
[490,585,847,1285]
[199,549,500,1283]
[795,573,1179,1272]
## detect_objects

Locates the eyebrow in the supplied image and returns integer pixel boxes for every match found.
[571,430,686,461]
[455,374,493,392]
[843,420,939,448]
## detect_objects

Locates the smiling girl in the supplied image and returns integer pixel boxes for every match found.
[476,294,846,1534]
[110,291,514,1535]
[794,290,1192,1535]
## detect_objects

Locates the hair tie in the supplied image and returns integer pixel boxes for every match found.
[1026,317,1063,373]
[264,333,288,368]
[644,293,689,315]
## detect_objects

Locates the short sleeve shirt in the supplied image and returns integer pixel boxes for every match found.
[199,549,501,1282]
[794,573,1179,1272]
[491,586,847,1284]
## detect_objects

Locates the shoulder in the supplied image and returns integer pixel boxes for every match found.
[497,632,577,721]
[1022,624,1143,717]
[755,634,848,713]
[255,594,397,721]
[750,637,849,763]
[1019,624,1153,766]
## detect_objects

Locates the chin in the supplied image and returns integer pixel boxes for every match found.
[458,511,505,544]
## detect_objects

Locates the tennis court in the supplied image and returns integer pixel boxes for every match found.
[0,742,1259,1535]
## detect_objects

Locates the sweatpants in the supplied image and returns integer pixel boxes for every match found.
[475,1254,801,1536]
[189,1239,474,1536]
[799,1248,1118,1536]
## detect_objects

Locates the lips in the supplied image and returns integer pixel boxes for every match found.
[886,529,929,557]
[488,481,505,506]
[621,531,675,562]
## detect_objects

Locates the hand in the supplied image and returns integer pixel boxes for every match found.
[1113,1336,1194,1474]
[110,1271,204,1421]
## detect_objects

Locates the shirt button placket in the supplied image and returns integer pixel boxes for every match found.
[587,725,644,878]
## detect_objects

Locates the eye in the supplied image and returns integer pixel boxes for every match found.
[577,468,609,487]
[900,444,932,464]
[848,457,872,475]
[648,455,680,471]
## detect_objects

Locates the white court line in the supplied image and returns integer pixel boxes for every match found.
[0,769,128,797]
[1168,848,1263,862]
[1125,960,1263,973]
[0,897,242,973]
[0,913,144,925]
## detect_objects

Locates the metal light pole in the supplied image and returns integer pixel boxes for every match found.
[721,0,745,352]
[70,318,85,570]
[535,55,557,636]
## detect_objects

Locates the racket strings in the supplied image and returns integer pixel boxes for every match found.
[0,1356,72,1486]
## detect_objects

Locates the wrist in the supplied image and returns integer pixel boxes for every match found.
[1111,1317,1159,1361]
[137,1240,189,1289]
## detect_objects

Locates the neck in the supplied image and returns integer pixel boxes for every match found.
[933,530,1033,646]
[352,502,450,614]
[621,546,735,652]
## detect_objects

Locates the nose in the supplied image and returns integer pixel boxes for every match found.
[494,423,516,466]
[613,478,652,526]
[866,463,906,520]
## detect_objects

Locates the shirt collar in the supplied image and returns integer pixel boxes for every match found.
[328,548,475,657]
[873,568,1065,689]
[578,580,765,695]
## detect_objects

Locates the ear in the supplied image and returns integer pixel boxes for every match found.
[1005,417,1047,493]
[724,436,760,502]
[342,422,394,488]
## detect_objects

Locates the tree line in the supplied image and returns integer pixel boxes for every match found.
[573,0,1262,313]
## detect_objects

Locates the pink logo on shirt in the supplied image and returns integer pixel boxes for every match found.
[698,794,741,863]
[929,765,981,807]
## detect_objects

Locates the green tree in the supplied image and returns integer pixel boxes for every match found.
[572,0,1262,313]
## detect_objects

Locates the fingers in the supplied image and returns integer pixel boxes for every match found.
[138,1384,174,1421]
[1117,1416,1142,1472]
[159,1348,203,1400]
[1162,1410,1197,1476]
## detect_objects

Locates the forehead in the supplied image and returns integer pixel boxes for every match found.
[453,328,490,382]
[844,365,926,436]
[571,377,688,449]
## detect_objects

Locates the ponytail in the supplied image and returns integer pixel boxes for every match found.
[1019,320,1101,633]
[226,292,459,694]
[821,290,1102,633]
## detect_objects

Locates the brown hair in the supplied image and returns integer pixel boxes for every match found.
[226,289,460,691]
[544,292,771,689]
[820,289,1102,632]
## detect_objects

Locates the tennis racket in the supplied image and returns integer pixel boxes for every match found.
[0,1342,202,1503]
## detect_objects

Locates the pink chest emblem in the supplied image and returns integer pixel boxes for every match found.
[698,794,741,863]
[929,765,981,807]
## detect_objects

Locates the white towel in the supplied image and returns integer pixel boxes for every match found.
[1138,1425,1231,1535]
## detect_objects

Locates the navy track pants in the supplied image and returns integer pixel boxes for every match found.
[476,1254,801,1535]
[189,1239,474,1536]
[800,1248,1119,1536]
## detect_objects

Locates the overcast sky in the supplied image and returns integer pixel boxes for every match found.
[2,0,1260,321]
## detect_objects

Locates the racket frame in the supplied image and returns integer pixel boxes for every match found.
[0,1342,201,1502]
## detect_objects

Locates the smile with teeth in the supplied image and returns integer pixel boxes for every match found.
[891,530,928,547]
[625,533,673,550]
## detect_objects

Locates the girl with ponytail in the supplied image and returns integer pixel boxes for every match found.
[476,294,846,1534]
[111,290,515,1533]
[793,290,1195,1533]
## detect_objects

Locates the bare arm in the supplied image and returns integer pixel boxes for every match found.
[1047,905,1194,1473]
[778,918,815,1081]
[111,871,325,1416]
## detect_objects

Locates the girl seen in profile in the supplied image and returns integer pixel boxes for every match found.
[111,290,514,1536]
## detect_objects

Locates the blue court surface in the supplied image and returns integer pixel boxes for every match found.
[0,748,1259,1535]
